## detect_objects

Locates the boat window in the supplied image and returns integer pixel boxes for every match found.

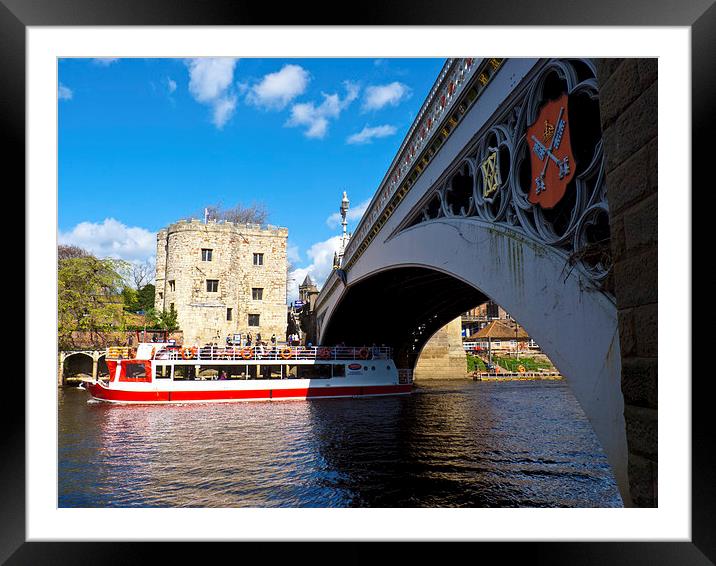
[260,365,282,379]
[332,364,345,377]
[155,365,171,379]
[297,364,332,379]
[125,364,146,379]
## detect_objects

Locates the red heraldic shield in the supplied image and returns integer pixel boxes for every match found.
[526,93,576,209]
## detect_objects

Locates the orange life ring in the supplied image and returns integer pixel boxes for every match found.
[241,347,253,360]
[181,347,196,360]
[517,365,526,373]
[318,347,331,359]
[358,348,369,360]
[280,347,293,360]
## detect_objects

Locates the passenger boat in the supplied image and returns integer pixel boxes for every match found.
[85,342,414,404]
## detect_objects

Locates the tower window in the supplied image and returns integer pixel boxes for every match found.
[168,280,175,291]
[227,308,233,321]
[252,288,263,300]
[248,314,260,326]
[253,253,264,266]
[206,279,219,292]
[201,248,213,261]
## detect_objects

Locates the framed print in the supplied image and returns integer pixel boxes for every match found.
[6,0,710,563]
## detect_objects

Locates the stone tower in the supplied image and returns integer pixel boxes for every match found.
[155,218,288,345]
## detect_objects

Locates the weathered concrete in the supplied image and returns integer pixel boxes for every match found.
[414,317,467,380]
[597,58,658,507]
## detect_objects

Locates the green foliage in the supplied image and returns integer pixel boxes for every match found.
[58,255,129,349]
[145,304,179,332]
[466,354,487,372]
[121,287,139,312]
[136,284,155,312]
[121,283,155,313]
[495,356,553,372]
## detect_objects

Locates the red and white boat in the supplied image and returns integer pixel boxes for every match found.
[85,342,413,404]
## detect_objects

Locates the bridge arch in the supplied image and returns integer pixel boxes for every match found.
[60,351,95,384]
[320,216,627,503]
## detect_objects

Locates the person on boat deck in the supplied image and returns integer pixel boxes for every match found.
[270,334,276,346]
[256,332,262,344]
[219,370,227,380]
[246,332,253,347]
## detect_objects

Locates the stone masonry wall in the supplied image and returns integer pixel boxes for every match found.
[156,219,288,346]
[596,58,658,507]
[414,317,467,380]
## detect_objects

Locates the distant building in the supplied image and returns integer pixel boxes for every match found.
[294,274,320,345]
[298,274,319,307]
[461,300,510,336]
[155,218,288,345]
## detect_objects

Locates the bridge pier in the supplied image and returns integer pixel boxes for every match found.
[596,59,658,507]
[414,317,467,380]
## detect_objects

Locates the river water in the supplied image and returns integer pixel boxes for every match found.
[58,379,622,507]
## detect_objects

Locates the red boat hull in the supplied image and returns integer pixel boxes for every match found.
[86,382,413,404]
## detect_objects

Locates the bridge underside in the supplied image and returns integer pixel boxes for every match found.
[322,267,486,370]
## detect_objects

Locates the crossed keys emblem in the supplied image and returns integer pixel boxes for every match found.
[526,92,575,209]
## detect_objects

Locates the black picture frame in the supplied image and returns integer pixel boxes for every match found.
[6,1,709,563]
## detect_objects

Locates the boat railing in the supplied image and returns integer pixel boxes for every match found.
[397,369,414,384]
[151,345,393,362]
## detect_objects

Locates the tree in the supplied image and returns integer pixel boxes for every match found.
[126,259,155,290]
[145,304,179,332]
[58,244,91,261]
[190,202,269,225]
[121,283,155,313]
[136,284,155,312]
[58,255,129,348]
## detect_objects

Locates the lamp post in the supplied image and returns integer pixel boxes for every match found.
[337,191,350,267]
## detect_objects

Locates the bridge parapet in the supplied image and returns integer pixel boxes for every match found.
[397,58,611,290]
[341,57,505,271]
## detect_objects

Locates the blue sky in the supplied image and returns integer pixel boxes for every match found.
[58,57,446,299]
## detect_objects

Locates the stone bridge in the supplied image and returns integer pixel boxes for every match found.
[58,350,108,385]
[314,58,657,507]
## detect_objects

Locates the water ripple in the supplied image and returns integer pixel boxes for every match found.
[59,380,622,507]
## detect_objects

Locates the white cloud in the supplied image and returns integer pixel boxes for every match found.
[58,83,73,101]
[246,64,310,110]
[59,218,156,264]
[166,77,177,93]
[211,95,238,129]
[93,58,119,66]
[186,58,239,128]
[287,236,343,302]
[346,124,397,145]
[287,243,301,264]
[362,81,411,111]
[286,81,359,139]
[325,197,371,229]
